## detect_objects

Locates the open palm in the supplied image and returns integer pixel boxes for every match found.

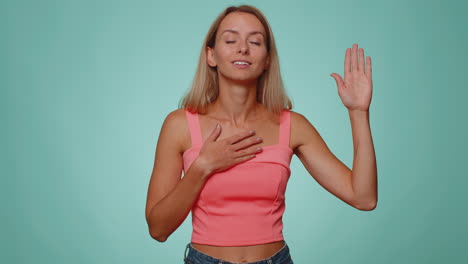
[330,44,373,112]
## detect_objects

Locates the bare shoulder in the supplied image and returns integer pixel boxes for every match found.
[289,110,313,128]
[289,110,322,153]
[160,108,191,155]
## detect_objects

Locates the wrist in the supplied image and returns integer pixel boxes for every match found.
[192,157,213,181]
[348,109,369,119]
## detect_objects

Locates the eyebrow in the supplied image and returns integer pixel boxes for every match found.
[220,29,265,38]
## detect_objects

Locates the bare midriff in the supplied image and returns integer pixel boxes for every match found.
[191,240,285,263]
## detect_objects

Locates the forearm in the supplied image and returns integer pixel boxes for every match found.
[348,110,378,210]
[146,159,209,241]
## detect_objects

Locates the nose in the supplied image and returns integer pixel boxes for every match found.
[238,41,249,54]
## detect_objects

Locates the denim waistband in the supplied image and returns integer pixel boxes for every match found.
[183,241,293,264]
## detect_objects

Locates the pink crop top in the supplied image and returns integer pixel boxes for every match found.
[182,109,293,246]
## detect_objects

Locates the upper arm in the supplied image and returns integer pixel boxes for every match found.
[145,109,188,220]
[291,111,356,207]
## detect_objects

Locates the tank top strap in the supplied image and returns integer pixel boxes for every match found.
[184,109,203,147]
[278,109,291,147]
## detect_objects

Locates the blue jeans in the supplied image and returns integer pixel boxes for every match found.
[183,242,294,264]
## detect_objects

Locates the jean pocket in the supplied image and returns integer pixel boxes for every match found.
[279,255,294,264]
[184,257,195,264]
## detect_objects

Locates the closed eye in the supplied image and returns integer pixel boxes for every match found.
[225,41,260,46]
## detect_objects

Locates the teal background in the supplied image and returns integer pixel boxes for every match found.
[2,0,467,263]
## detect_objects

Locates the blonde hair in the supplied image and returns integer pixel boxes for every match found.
[178,5,292,115]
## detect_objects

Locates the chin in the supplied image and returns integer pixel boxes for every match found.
[223,72,263,83]
[231,77,259,85]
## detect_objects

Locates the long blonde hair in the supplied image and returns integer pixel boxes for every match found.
[178,5,292,115]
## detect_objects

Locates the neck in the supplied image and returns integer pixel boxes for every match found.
[208,75,263,125]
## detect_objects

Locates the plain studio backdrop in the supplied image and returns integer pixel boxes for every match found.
[1,0,467,263]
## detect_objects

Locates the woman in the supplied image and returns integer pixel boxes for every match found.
[145,5,377,264]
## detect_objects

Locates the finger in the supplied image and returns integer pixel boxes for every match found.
[366,56,372,80]
[207,123,222,142]
[233,144,262,158]
[344,48,350,79]
[351,44,358,72]
[234,154,257,163]
[232,136,262,151]
[330,73,344,91]
[225,130,256,145]
[359,48,365,73]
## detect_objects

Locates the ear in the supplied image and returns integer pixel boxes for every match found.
[206,46,217,67]
[264,55,270,70]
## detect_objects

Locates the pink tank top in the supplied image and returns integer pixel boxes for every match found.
[182,109,293,246]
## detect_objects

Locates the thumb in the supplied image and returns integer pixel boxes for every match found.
[330,73,344,91]
[207,123,222,141]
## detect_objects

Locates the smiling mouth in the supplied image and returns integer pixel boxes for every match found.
[232,60,252,70]
[232,60,252,65]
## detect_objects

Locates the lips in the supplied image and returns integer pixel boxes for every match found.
[231,60,252,65]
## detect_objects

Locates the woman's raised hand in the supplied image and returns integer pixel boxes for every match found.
[195,123,263,179]
[330,43,373,112]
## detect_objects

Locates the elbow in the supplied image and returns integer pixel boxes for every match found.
[146,219,169,242]
[354,200,377,211]
[153,234,168,243]
[149,228,168,242]
[146,214,168,242]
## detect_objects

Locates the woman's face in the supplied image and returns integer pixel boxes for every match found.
[207,12,270,83]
